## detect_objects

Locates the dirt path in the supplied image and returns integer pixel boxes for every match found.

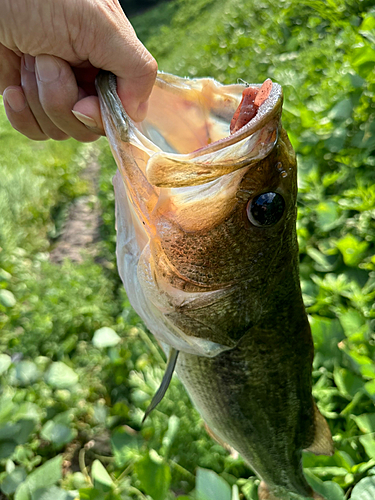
[50,152,102,264]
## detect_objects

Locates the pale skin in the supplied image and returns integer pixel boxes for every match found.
[0,0,158,141]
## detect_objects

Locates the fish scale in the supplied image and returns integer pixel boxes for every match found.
[96,70,334,500]
[177,344,311,499]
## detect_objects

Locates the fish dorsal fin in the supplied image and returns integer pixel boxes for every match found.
[305,404,334,456]
[142,349,179,423]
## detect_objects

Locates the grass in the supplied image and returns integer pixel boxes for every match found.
[0,0,375,499]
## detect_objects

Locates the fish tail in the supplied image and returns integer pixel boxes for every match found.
[258,481,326,500]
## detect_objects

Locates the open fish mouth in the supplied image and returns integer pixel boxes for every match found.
[96,71,283,188]
[94,71,288,358]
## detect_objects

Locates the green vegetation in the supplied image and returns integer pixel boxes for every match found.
[0,0,375,499]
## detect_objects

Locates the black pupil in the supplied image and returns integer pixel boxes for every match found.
[248,192,285,226]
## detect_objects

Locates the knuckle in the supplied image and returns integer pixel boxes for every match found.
[138,51,158,80]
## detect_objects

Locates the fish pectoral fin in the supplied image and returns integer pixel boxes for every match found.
[305,403,334,456]
[204,424,238,458]
[258,482,283,500]
[258,482,324,500]
[142,349,179,423]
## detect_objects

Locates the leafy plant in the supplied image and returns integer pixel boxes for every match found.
[1,0,375,498]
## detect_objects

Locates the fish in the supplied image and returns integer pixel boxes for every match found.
[96,70,334,500]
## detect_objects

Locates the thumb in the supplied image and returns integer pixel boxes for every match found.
[89,3,157,122]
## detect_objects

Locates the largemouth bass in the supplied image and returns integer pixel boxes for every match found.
[96,71,334,500]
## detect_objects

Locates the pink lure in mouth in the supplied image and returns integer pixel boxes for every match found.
[230,78,273,135]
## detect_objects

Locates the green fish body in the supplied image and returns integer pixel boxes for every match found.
[96,71,333,500]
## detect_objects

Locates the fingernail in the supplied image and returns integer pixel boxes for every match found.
[24,54,35,72]
[5,89,27,113]
[35,55,61,82]
[72,110,98,128]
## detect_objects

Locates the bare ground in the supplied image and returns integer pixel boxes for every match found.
[49,155,102,264]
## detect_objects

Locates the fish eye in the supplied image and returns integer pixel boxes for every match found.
[247,192,285,227]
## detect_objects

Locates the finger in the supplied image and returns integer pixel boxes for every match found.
[3,86,48,140]
[21,55,69,141]
[0,44,21,93]
[89,5,157,122]
[35,54,100,142]
[72,95,104,136]
[115,46,157,123]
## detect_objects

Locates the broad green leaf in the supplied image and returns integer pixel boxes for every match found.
[111,427,139,468]
[339,309,366,339]
[0,289,16,307]
[365,380,375,400]
[0,395,15,423]
[40,421,77,449]
[45,362,78,389]
[12,402,40,423]
[134,452,171,500]
[1,467,27,495]
[335,234,369,267]
[240,478,258,500]
[333,367,364,399]
[0,424,19,445]
[305,471,345,500]
[359,435,375,460]
[328,99,352,121]
[77,488,105,500]
[361,364,375,380]
[0,419,35,445]
[91,460,113,492]
[303,450,353,471]
[361,13,375,31]
[350,44,375,77]
[196,468,231,500]
[92,327,121,348]
[306,247,337,272]
[325,128,346,153]
[314,201,341,232]
[351,476,375,500]
[30,486,76,500]
[0,354,11,375]
[352,414,375,434]
[0,440,18,459]
[0,268,12,282]
[15,456,63,500]
[306,466,348,478]
[351,460,375,475]
[9,361,40,386]
[311,317,344,369]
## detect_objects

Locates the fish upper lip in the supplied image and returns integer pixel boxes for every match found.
[96,71,284,188]
[97,71,283,154]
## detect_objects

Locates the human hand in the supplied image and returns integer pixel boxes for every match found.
[0,0,157,141]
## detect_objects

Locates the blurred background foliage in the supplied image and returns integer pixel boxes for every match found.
[0,0,375,499]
